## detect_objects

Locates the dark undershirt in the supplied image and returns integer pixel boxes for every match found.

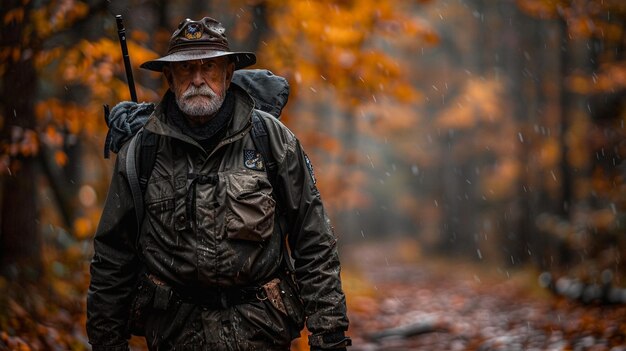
[167,89,235,153]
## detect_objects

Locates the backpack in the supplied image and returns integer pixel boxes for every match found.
[104,69,290,230]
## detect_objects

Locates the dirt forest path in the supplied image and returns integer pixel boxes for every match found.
[338,239,626,351]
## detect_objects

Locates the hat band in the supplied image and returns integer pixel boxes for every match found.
[167,41,230,55]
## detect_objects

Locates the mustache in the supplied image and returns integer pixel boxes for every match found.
[182,85,217,99]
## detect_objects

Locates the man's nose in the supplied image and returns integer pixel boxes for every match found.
[191,67,204,86]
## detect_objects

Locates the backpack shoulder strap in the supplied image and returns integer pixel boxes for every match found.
[251,111,278,185]
[250,110,296,273]
[138,130,159,191]
[126,129,159,247]
[126,131,145,230]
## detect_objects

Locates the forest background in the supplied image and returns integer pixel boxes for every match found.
[1,0,626,349]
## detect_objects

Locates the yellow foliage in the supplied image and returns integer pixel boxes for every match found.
[34,47,63,69]
[20,130,39,157]
[128,41,161,71]
[516,0,563,19]
[260,0,435,106]
[396,194,422,216]
[51,279,75,301]
[324,25,365,46]
[599,21,625,43]
[393,82,421,103]
[44,126,63,147]
[36,99,79,134]
[566,114,591,169]
[481,158,521,200]
[381,16,440,46]
[436,78,504,130]
[232,10,253,42]
[0,48,11,63]
[567,16,595,38]
[364,101,419,134]
[539,138,561,168]
[130,30,150,44]
[567,72,592,94]
[54,150,67,167]
[31,0,90,39]
[590,209,616,231]
[591,167,612,194]
[12,47,21,62]
[4,7,25,25]
[73,217,93,240]
[340,186,373,210]
[319,134,343,155]
[419,26,440,45]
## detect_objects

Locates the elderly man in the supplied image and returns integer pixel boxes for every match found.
[87,17,351,351]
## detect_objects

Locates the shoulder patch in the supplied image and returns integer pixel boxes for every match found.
[244,149,265,171]
[304,153,316,184]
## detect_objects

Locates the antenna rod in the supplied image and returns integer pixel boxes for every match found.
[115,15,137,102]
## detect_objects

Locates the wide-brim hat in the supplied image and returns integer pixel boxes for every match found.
[140,17,256,72]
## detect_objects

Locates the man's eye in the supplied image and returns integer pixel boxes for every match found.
[175,63,190,71]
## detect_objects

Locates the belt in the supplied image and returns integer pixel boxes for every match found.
[148,274,268,310]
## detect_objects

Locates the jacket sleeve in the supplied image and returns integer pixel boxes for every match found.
[87,145,139,350]
[278,137,350,338]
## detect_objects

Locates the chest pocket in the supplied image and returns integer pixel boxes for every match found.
[224,172,276,242]
[144,176,175,228]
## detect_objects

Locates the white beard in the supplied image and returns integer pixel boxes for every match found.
[176,84,225,118]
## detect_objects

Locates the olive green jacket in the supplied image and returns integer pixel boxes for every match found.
[87,85,349,349]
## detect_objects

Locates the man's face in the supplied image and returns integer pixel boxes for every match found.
[164,57,235,124]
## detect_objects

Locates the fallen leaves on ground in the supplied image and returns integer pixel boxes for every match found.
[342,239,626,350]
[2,239,626,350]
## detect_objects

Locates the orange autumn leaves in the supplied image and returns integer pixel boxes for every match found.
[242,0,440,212]
[259,0,438,106]
[1,2,160,174]
[518,0,626,95]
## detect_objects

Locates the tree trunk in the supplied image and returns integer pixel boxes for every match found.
[0,1,41,278]
[558,19,573,221]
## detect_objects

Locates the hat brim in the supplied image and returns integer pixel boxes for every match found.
[140,50,256,72]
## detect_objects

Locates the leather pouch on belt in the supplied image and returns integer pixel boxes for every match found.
[128,274,157,336]
[278,276,305,329]
[263,278,287,315]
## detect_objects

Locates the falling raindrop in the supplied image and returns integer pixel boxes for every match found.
[367,154,374,168]
[411,165,419,175]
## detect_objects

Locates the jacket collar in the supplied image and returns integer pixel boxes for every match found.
[144,83,255,151]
